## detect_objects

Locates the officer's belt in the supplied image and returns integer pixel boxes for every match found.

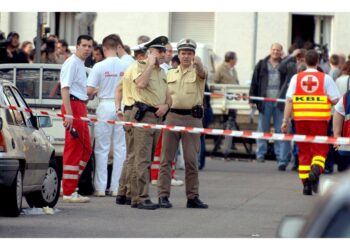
[170,108,192,115]
[135,102,158,113]
[124,105,134,112]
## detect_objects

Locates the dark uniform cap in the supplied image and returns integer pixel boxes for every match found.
[143,36,168,49]
[177,38,196,52]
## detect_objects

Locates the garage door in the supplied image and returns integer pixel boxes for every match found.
[170,12,214,45]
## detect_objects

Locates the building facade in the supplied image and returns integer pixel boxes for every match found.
[1,12,350,84]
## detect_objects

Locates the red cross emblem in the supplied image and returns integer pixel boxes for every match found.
[301,75,319,93]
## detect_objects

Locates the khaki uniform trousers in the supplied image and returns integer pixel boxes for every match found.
[158,112,201,199]
[131,106,161,203]
[117,109,134,199]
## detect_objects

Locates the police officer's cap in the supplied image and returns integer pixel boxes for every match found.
[177,38,196,52]
[130,43,148,53]
[144,36,168,50]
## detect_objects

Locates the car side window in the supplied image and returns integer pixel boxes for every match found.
[11,87,34,128]
[42,69,61,99]
[16,69,40,99]
[3,86,26,127]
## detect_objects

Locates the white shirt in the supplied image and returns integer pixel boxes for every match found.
[120,54,134,66]
[286,68,341,101]
[335,96,345,116]
[335,75,350,96]
[87,57,129,99]
[60,54,88,101]
[160,63,172,73]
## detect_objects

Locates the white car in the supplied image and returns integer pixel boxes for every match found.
[0,79,60,217]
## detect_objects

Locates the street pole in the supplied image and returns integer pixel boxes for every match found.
[35,12,42,63]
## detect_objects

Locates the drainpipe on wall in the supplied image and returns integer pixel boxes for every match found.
[252,12,258,70]
[35,12,43,63]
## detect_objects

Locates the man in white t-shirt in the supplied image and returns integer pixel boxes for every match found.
[60,35,93,203]
[87,34,129,197]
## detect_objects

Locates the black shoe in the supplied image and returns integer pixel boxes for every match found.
[303,180,312,195]
[159,196,172,208]
[291,165,298,171]
[278,164,286,171]
[309,165,321,193]
[137,199,160,210]
[131,203,138,208]
[186,197,208,209]
[116,195,127,205]
[125,198,131,205]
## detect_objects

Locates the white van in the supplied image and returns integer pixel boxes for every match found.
[0,64,98,166]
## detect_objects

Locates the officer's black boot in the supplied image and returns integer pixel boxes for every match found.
[115,195,126,205]
[137,199,159,210]
[116,195,127,205]
[303,179,312,196]
[159,196,172,208]
[309,164,321,193]
[186,197,208,209]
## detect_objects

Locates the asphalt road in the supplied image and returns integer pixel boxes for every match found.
[0,158,319,238]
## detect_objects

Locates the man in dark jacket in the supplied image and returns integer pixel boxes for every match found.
[277,48,307,171]
[249,43,288,169]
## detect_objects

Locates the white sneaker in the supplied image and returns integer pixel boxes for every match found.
[171,178,184,186]
[111,191,118,197]
[94,191,105,197]
[151,180,158,185]
[63,192,90,203]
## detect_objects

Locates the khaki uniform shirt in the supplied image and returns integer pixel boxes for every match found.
[130,60,168,107]
[214,62,239,84]
[121,63,135,106]
[167,65,205,109]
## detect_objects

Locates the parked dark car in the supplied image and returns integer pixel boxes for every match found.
[278,172,350,237]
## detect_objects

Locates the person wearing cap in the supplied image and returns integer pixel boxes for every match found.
[114,44,140,207]
[157,38,208,209]
[86,34,129,197]
[0,32,28,64]
[123,36,172,210]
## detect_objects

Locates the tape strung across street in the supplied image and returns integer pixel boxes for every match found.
[204,91,287,103]
[1,102,349,146]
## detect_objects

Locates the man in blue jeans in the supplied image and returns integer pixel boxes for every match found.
[249,43,290,170]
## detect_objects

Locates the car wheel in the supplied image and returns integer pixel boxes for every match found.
[0,170,23,217]
[25,159,61,208]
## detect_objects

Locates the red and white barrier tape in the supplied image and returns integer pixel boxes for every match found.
[204,92,286,103]
[1,102,349,145]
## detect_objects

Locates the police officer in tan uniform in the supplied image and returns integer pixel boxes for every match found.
[115,46,148,207]
[126,36,172,210]
[157,38,208,209]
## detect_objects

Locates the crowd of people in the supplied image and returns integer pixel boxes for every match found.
[1,30,350,202]
[249,42,350,195]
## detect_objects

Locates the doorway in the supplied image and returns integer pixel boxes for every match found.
[291,14,315,49]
